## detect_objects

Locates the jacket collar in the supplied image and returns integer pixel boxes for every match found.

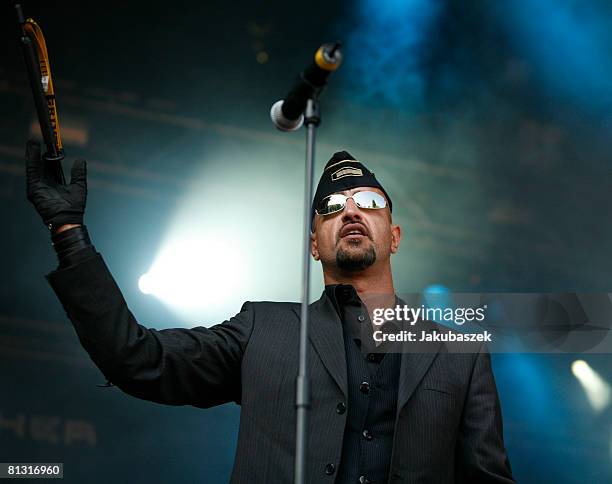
[293,290,443,414]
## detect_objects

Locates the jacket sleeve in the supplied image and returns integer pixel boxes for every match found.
[455,344,515,483]
[46,252,254,408]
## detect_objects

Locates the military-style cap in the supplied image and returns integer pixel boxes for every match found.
[311,151,392,229]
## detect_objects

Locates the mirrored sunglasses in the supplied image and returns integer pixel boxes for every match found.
[315,190,387,216]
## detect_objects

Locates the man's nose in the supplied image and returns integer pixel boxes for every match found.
[342,197,362,219]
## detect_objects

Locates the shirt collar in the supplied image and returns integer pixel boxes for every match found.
[324,283,363,318]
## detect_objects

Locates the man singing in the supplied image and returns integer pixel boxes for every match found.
[26,141,514,483]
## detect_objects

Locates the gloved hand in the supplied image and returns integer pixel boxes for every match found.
[25,140,87,232]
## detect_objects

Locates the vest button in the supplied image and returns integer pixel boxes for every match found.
[358,314,365,322]
[359,381,370,394]
[324,463,335,475]
[362,429,373,440]
[336,402,346,414]
[359,475,371,483]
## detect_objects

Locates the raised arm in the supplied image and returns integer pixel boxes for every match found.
[47,255,254,407]
[25,140,252,408]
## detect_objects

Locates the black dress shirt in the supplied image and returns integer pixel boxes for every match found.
[325,284,401,484]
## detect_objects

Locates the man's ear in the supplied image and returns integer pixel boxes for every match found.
[310,230,320,260]
[390,223,401,254]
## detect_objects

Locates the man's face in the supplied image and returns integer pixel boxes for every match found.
[310,187,401,273]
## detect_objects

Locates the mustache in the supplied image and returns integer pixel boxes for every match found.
[336,222,372,243]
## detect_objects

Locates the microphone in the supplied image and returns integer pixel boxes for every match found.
[270,42,342,131]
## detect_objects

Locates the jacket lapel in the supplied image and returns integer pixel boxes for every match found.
[292,292,347,397]
[395,319,444,419]
[290,292,444,410]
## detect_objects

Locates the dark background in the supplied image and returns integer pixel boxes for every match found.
[1,1,611,483]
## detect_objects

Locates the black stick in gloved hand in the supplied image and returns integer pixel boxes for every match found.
[25,139,92,266]
[25,139,87,233]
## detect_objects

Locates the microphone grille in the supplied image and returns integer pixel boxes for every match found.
[270,100,304,132]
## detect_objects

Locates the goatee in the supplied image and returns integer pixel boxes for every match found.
[336,245,376,272]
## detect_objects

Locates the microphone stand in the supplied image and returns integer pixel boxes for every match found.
[295,95,320,484]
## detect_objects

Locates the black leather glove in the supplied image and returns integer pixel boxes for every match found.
[25,139,87,231]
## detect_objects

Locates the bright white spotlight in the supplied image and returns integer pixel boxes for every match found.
[138,273,153,295]
[571,359,611,413]
[139,234,245,312]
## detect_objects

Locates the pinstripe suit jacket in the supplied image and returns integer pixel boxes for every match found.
[47,253,515,484]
